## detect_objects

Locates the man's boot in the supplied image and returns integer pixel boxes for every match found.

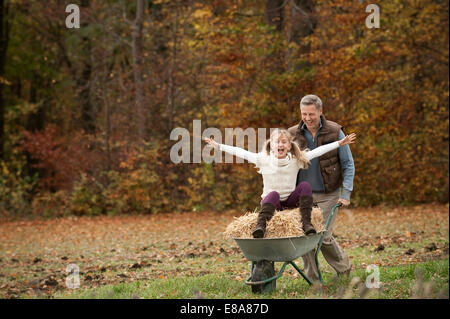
[252,203,276,238]
[299,195,316,235]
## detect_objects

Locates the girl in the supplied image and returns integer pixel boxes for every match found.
[205,129,356,238]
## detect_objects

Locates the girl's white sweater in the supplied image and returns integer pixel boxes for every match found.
[219,141,340,201]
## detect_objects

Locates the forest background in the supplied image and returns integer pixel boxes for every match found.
[0,0,448,218]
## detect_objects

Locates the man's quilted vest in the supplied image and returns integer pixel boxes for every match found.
[291,115,344,193]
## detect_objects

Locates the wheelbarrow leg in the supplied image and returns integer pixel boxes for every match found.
[289,261,313,286]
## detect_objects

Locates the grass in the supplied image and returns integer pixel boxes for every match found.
[52,258,448,299]
[1,203,448,299]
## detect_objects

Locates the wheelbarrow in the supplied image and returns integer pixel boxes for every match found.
[233,203,342,293]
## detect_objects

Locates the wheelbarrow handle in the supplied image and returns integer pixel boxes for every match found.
[316,202,342,255]
[324,203,342,233]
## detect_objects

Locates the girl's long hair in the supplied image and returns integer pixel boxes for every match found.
[262,129,310,169]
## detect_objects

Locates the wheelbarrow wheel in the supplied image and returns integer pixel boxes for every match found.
[251,260,276,294]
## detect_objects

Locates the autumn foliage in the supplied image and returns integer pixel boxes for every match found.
[0,0,448,217]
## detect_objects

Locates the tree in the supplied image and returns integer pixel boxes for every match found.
[265,0,284,31]
[132,0,145,144]
[78,0,95,134]
[286,0,316,71]
[0,0,11,159]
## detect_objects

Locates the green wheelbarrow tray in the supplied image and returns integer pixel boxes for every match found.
[233,203,342,288]
[234,232,323,262]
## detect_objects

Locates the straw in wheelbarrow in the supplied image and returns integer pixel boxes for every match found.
[224,207,324,239]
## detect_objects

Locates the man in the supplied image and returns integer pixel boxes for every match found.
[288,94,354,281]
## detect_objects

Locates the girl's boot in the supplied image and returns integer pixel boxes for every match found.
[299,195,316,235]
[252,203,276,238]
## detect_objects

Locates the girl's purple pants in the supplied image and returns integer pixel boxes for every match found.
[261,181,312,211]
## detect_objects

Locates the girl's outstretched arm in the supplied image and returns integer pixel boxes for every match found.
[305,133,356,160]
[204,137,258,164]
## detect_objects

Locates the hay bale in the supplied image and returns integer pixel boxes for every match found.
[224,207,324,239]
[311,206,324,233]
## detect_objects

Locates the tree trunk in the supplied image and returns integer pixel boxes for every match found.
[103,89,111,172]
[265,0,285,32]
[27,72,48,132]
[288,0,316,42]
[79,0,95,134]
[287,0,316,71]
[132,0,145,144]
[265,0,286,73]
[166,4,179,134]
[0,0,10,159]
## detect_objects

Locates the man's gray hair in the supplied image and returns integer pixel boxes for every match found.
[300,95,322,111]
